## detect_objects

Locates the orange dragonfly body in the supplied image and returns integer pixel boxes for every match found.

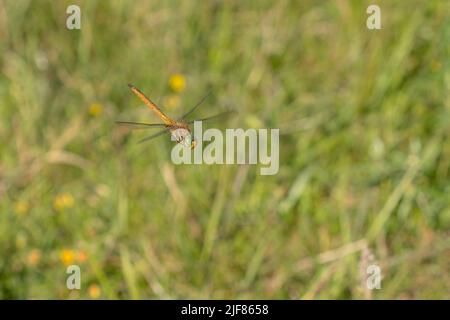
[117,84,233,148]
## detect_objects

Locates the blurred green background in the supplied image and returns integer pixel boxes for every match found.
[0,0,449,299]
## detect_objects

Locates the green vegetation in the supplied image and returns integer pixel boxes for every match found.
[0,0,449,299]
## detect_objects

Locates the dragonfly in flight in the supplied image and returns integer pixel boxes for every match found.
[117,84,234,148]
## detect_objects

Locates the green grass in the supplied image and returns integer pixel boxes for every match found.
[0,0,449,299]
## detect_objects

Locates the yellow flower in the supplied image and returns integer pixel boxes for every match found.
[14,200,29,216]
[169,74,186,93]
[89,103,103,117]
[27,249,41,266]
[88,284,101,299]
[60,249,75,266]
[163,94,181,110]
[53,193,74,211]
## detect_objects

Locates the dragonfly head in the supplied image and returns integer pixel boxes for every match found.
[171,127,196,149]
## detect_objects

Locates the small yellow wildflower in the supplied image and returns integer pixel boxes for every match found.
[88,284,101,299]
[53,193,74,211]
[14,200,29,216]
[163,94,181,110]
[27,249,42,266]
[89,103,103,117]
[60,249,75,266]
[169,73,186,93]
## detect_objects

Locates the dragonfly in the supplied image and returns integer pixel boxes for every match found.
[117,84,234,148]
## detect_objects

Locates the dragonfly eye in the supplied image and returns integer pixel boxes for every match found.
[183,135,192,145]
[171,128,193,148]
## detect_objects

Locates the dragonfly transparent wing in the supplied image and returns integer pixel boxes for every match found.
[137,129,168,144]
[116,121,168,144]
[188,109,237,124]
[179,91,212,120]
[116,121,167,129]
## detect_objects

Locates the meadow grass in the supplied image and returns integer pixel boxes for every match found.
[0,0,449,299]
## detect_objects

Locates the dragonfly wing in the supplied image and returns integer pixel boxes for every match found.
[116,121,167,129]
[137,129,168,144]
[179,90,212,120]
[188,109,237,124]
